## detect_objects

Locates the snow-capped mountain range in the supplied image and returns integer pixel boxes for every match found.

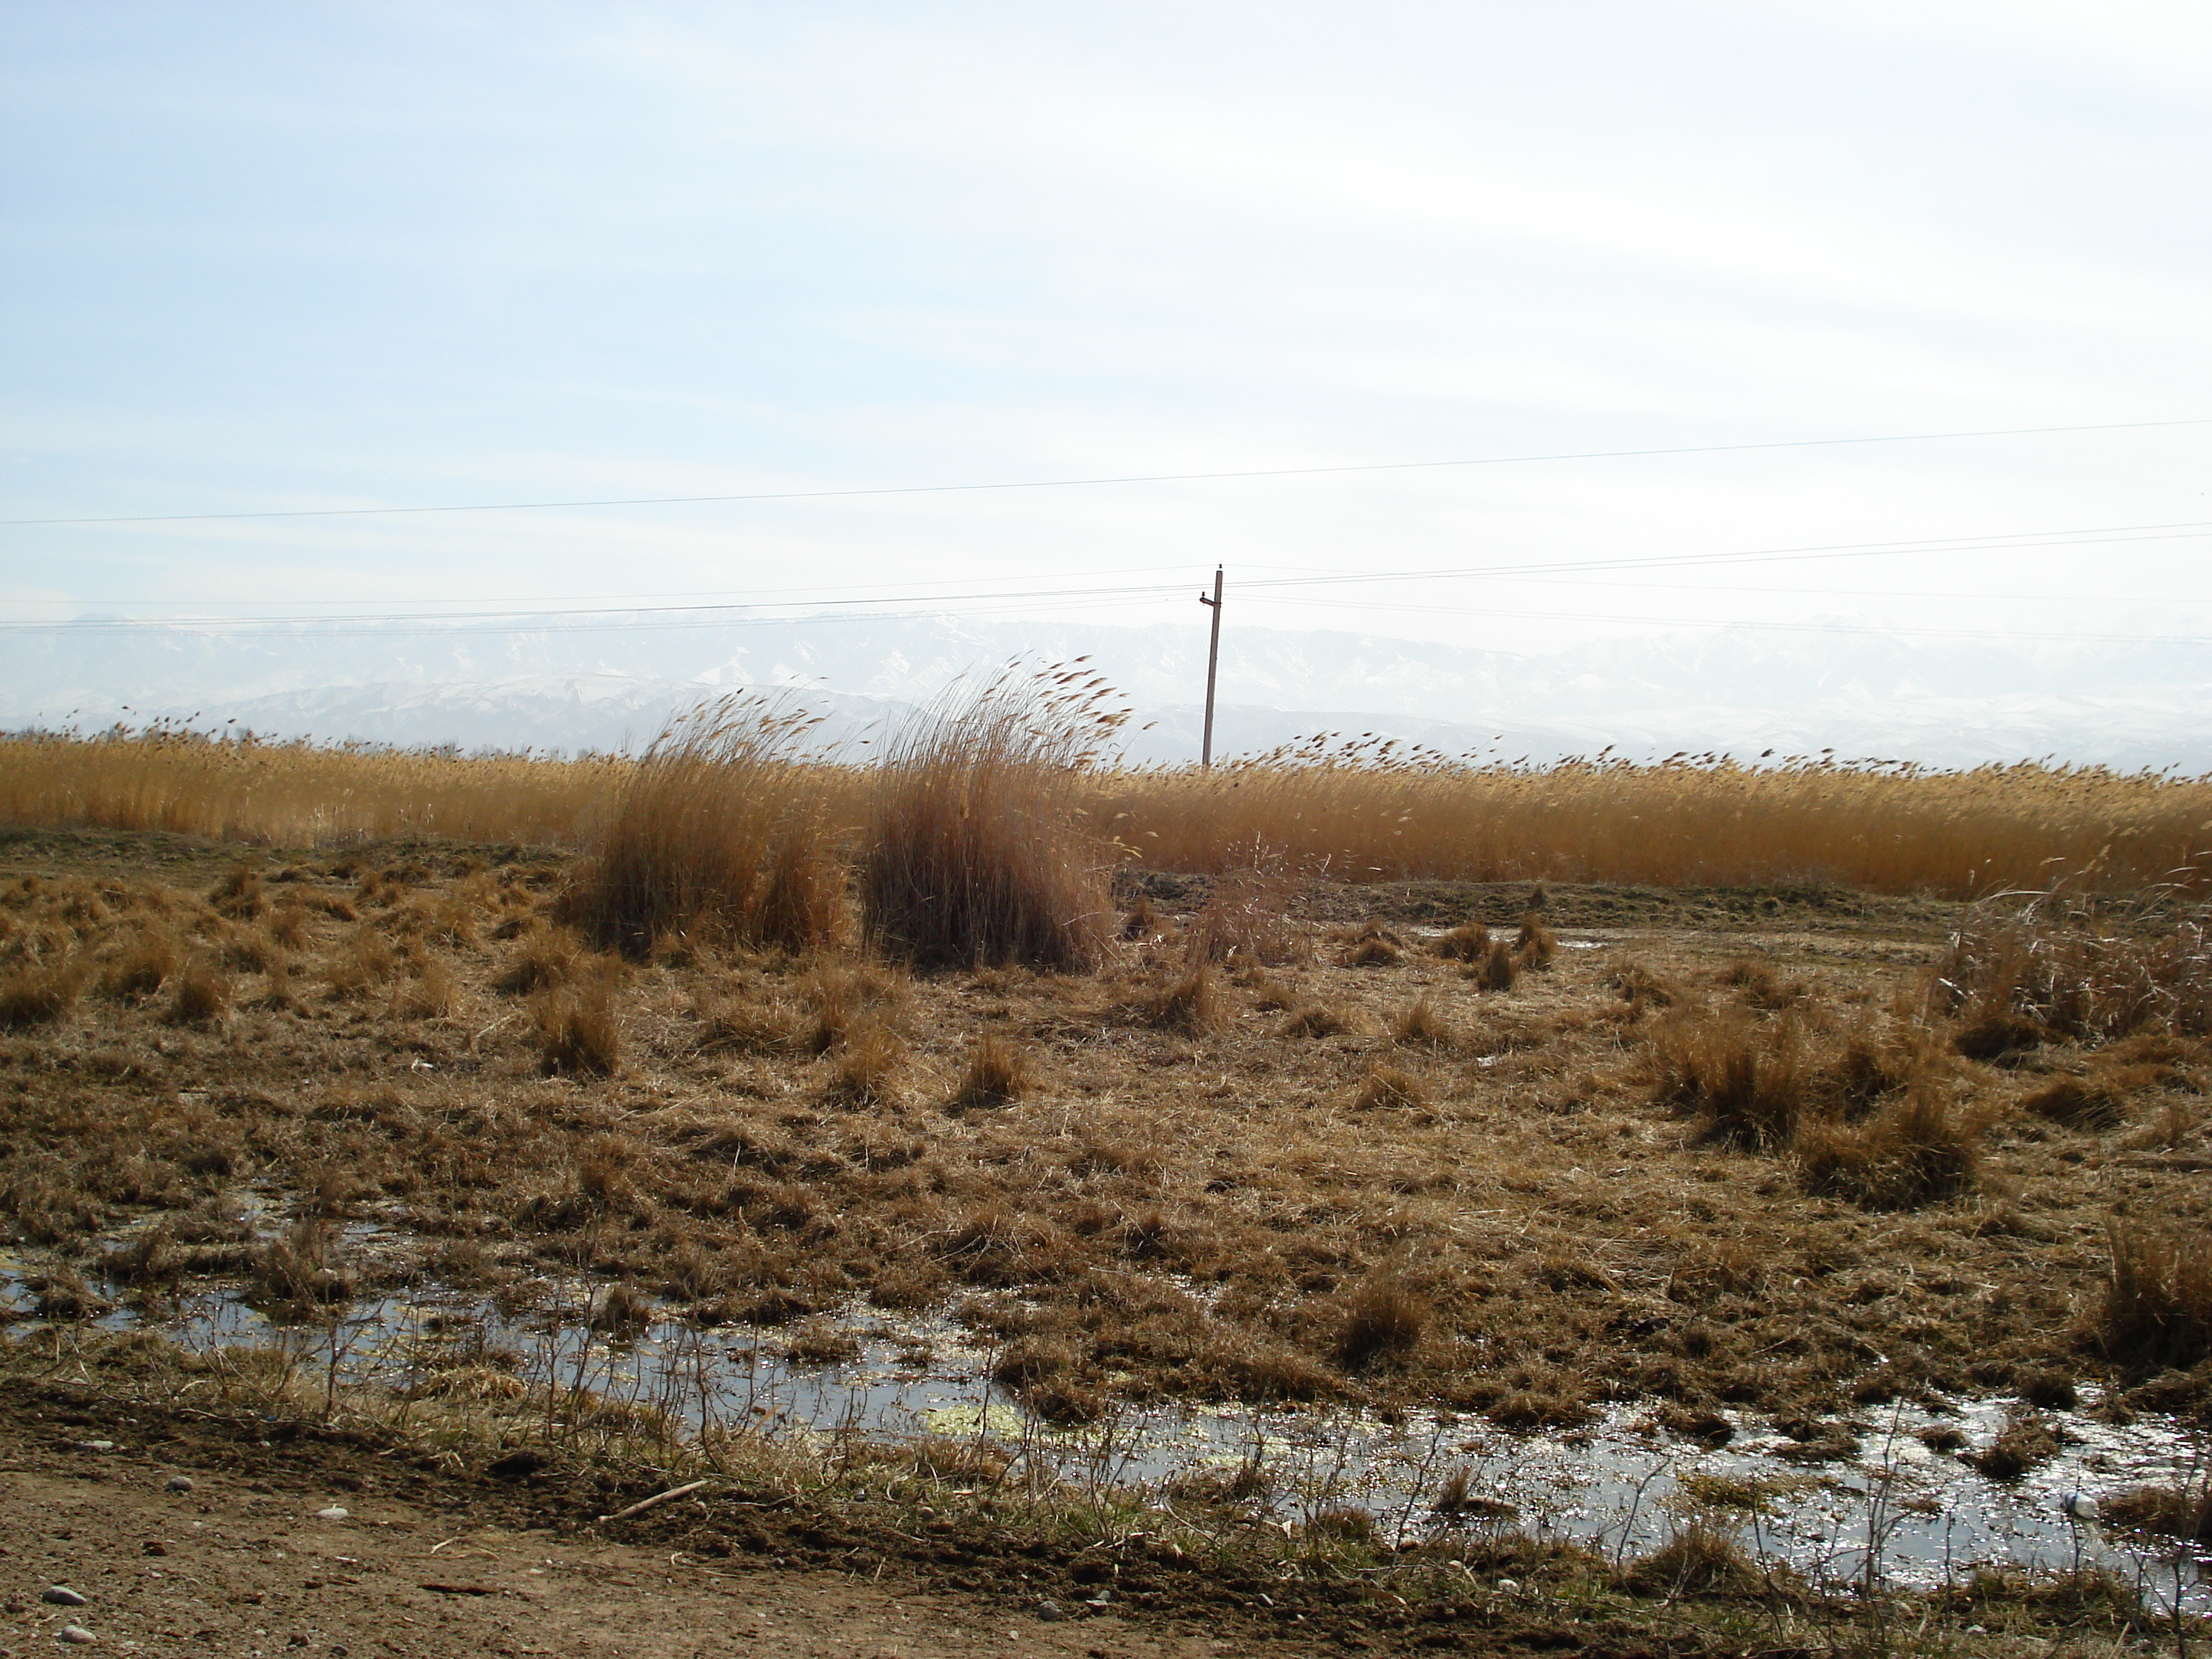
[6,612,2211,773]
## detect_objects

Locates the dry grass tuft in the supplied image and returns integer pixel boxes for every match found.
[862,664,1120,971]
[2101,1483,2212,1547]
[103,930,181,1001]
[1514,913,1557,969]
[0,959,83,1028]
[1130,965,1223,1035]
[2096,1218,2212,1375]
[1625,1520,1762,1598]
[533,961,622,1076]
[1280,1001,1354,1039]
[562,694,843,958]
[1354,1064,1430,1110]
[826,1020,905,1105]
[949,1034,1031,1109]
[1795,1088,1980,1210]
[164,958,234,1025]
[1391,995,1455,1047]
[1337,1276,1428,1370]
[209,866,266,920]
[1650,1007,1812,1149]
[1184,862,1303,966]
[1473,938,1519,992]
[1432,921,1492,962]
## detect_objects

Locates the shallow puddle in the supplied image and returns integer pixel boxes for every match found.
[6,1238,2206,1612]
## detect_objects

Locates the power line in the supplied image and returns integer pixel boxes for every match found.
[5,415,2206,529]
[10,516,2201,634]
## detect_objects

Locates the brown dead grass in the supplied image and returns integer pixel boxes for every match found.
[2,828,2209,1437]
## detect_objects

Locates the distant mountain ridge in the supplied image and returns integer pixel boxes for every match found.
[6,612,2211,773]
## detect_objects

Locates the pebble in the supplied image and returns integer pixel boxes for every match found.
[71,1441,114,1455]
[57,1627,97,1645]
[1034,1599,1064,1622]
[314,1506,350,1522]
[42,1588,89,1608]
[165,1475,194,1493]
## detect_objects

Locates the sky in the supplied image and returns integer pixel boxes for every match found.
[3,1,2209,660]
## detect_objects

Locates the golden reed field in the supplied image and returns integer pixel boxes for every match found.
[5,676,2211,899]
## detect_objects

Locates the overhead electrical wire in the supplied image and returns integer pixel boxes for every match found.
[7,516,2207,634]
[4,415,2206,529]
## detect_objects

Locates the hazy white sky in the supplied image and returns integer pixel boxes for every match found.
[4,1,2208,653]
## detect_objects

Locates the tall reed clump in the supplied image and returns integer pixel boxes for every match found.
[860,662,1124,971]
[562,695,849,958]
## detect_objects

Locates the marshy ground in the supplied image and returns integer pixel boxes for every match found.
[3,826,2209,1655]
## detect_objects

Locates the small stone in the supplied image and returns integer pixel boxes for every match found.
[165,1475,194,1493]
[313,1506,349,1522]
[56,1627,97,1646]
[71,1441,114,1454]
[1034,1599,1064,1622]
[42,1588,89,1607]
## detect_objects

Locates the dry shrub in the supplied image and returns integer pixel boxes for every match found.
[1339,924,1402,968]
[165,959,234,1025]
[950,1035,1030,1109]
[1650,1007,1812,1149]
[1433,921,1491,962]
[2097,1218,2212,1374]
[564,693,844,958]
[1130,965,1222,1035]
[1392,995,1455,1047]
[533,960,622,1076]
[1338,1276,1427,1369]
[862,664,1120,971]
[0,959,83,1028]
[1514,913,1557,969]
[1354,1064,1429,1110]
[1795,1088,1980,1210]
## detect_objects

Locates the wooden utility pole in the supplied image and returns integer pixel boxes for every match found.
[1198,565,1223,769]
